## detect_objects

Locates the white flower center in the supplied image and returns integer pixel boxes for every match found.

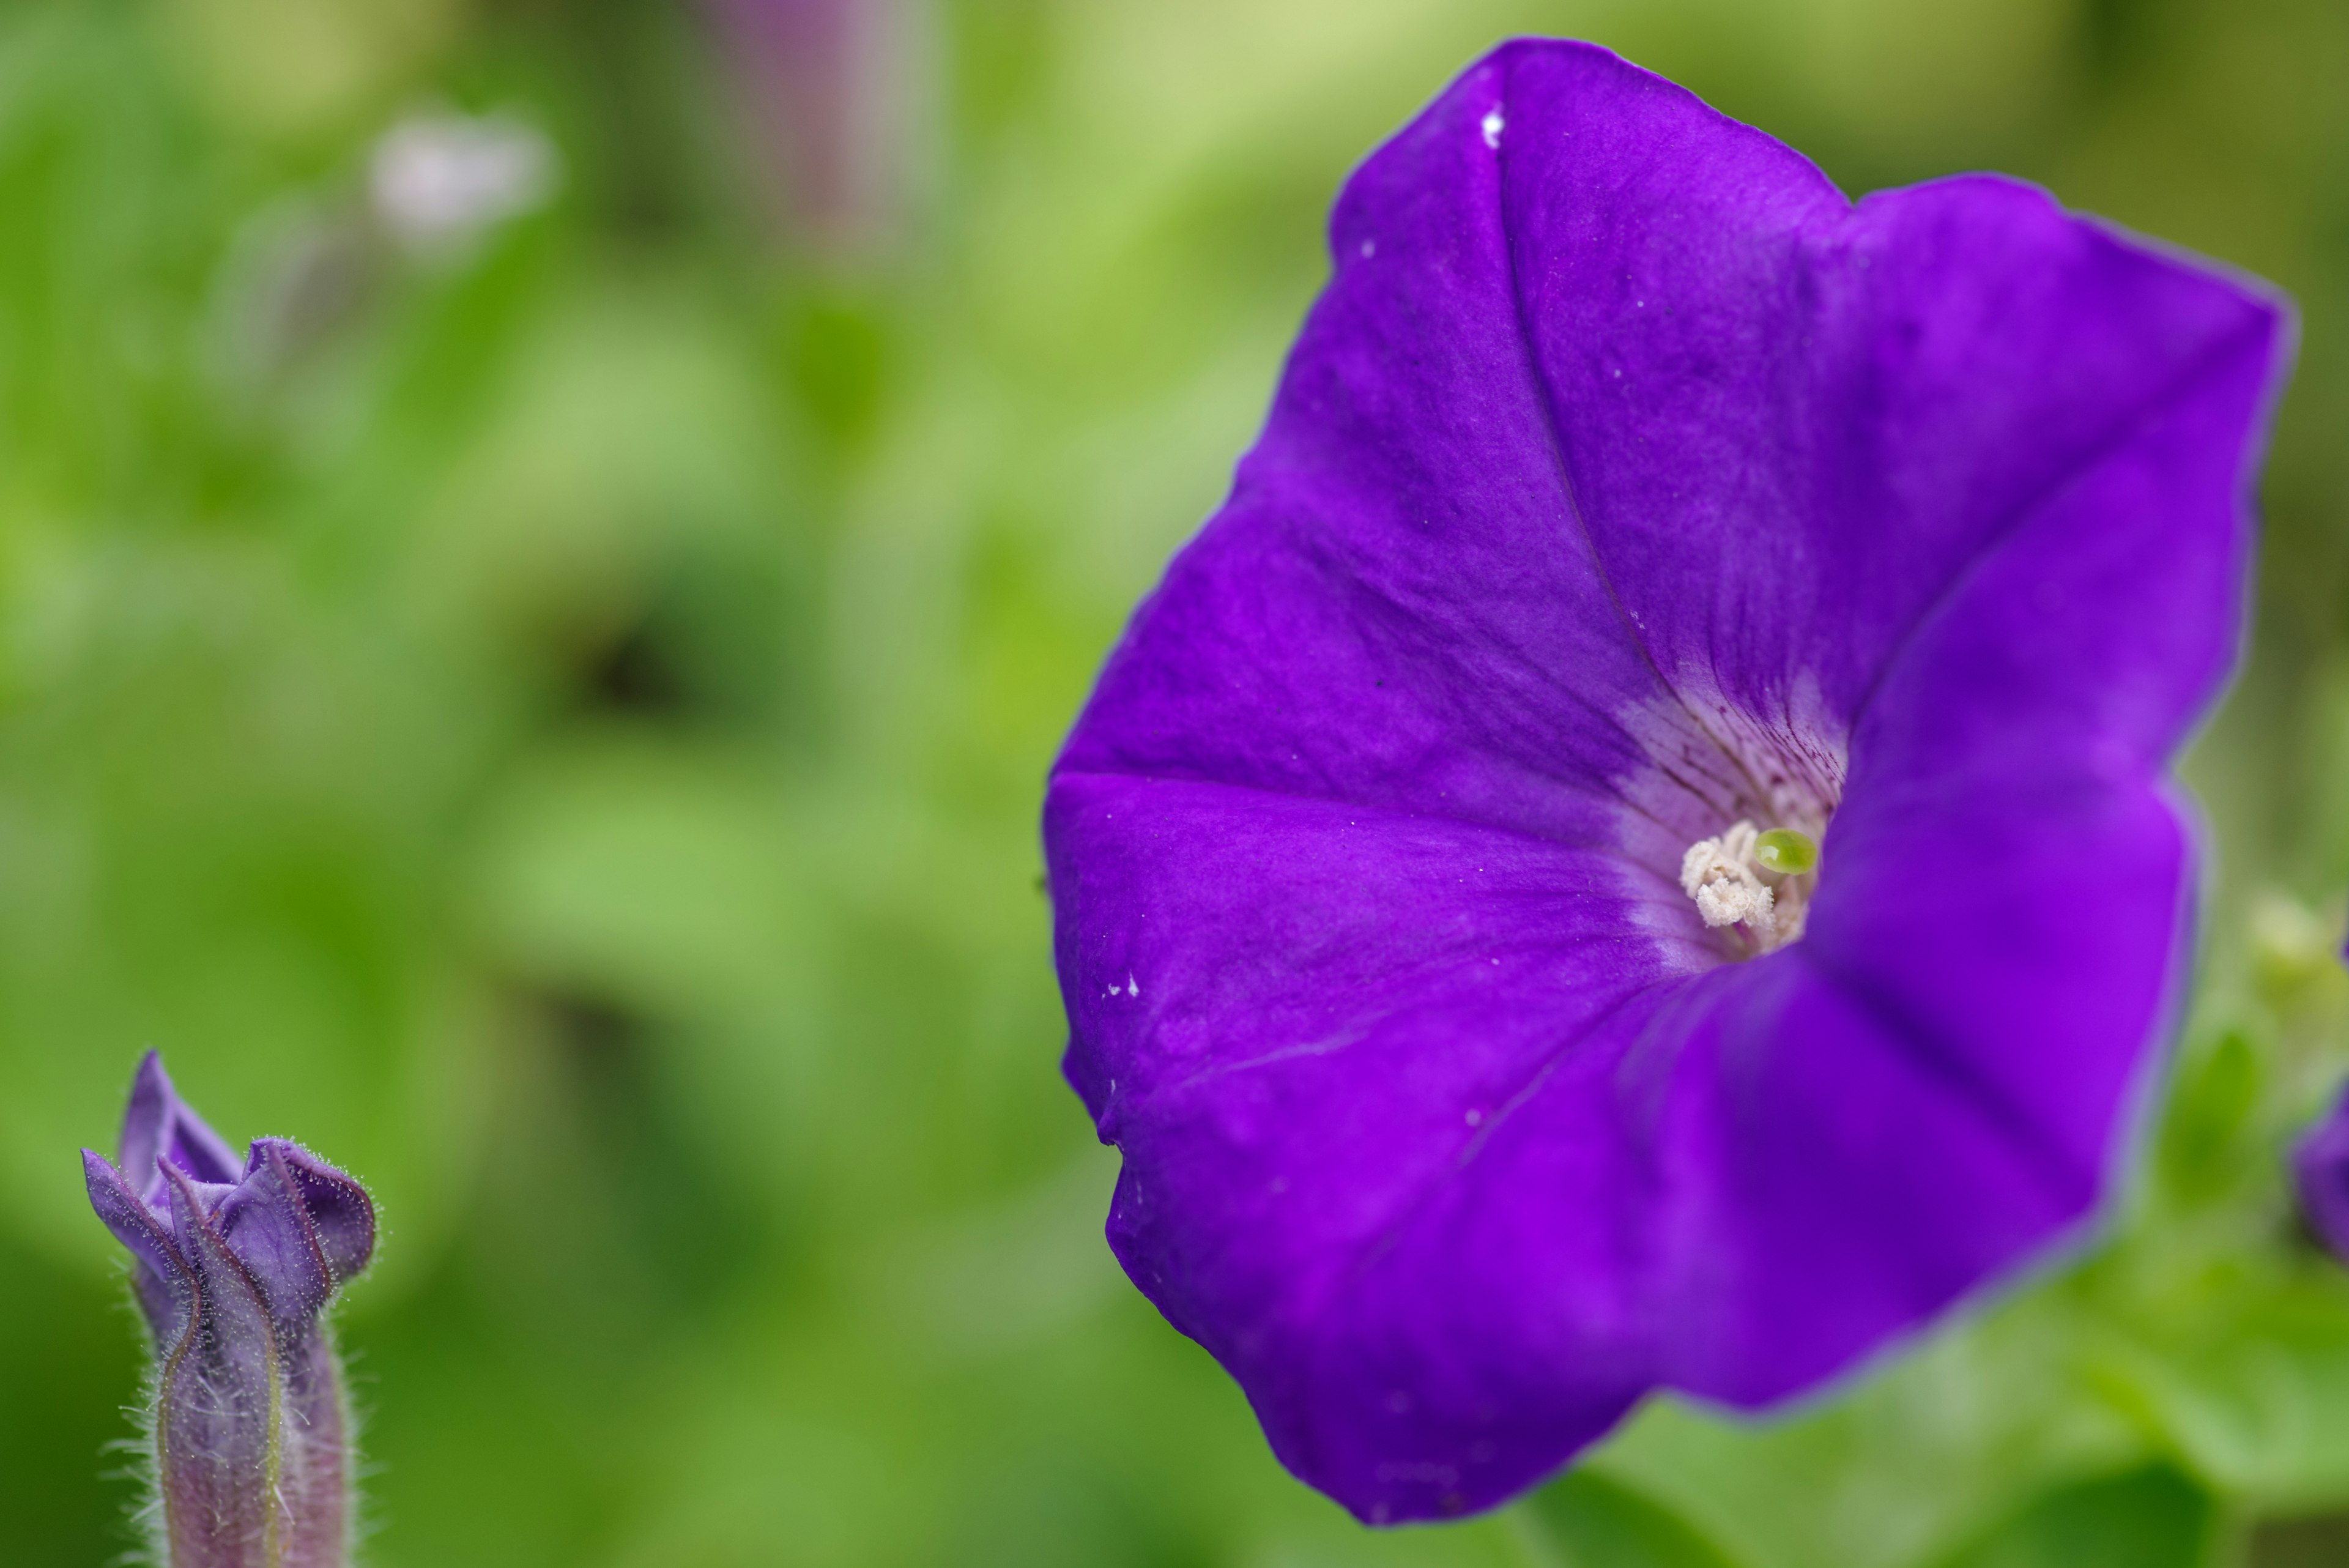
[1679,820,1814,953]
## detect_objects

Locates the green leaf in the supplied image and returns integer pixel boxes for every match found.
[2249,1511,2349,1567]
[1924,1465,2215,1568]
[2155,1027,2266,1203]
[1517,1470,1744,1568]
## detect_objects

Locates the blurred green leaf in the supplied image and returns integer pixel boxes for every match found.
[2090,1276,2349,1510]
[1518,1470,1744,1568]
[2158,1028,2267,1205]
[2248,1510,2349,1567]
[1923,1465,2215,1568]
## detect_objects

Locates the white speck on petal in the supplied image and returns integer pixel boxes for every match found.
[1464,1109,1483,1127]
[1360,238,1376,258]
[1126,973,1139,997]
[1481,105,1505,149]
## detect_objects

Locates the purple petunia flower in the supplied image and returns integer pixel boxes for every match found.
[2295,1087,2349,1263]
[83,1052,376,1568]
[1043,40,2288,1523]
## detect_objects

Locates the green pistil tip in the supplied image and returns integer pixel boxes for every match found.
[1753,828,1819,877]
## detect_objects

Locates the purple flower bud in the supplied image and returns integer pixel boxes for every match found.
[2296,1087,2349,1263]
[83,1052,376,1568]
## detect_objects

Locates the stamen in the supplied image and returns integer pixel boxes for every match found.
[1680,822,1774,934]
[1679,820,1819,952]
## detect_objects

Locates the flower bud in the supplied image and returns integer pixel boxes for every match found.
[83,1052,375,1568]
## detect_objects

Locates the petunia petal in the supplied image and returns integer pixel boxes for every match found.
[1491,44,2278,746]
[213,1140,378,1331]
[121,1048,242,1200]
[1056,48,1701,861]
[1628,305,2287,1407]
[1841,306,2283,789]
[1654,783,2192,1407]
[2295,1091,2349,1263]
[265,1139,377,1284]
[1047,767,1691,1515]
[83,1149,196,1350]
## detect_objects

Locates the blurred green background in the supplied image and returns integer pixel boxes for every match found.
[2,0,2348,1564]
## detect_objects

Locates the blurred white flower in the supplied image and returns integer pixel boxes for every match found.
[370,111,558,253]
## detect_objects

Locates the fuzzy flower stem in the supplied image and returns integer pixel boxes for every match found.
[83,1053,375,1568]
